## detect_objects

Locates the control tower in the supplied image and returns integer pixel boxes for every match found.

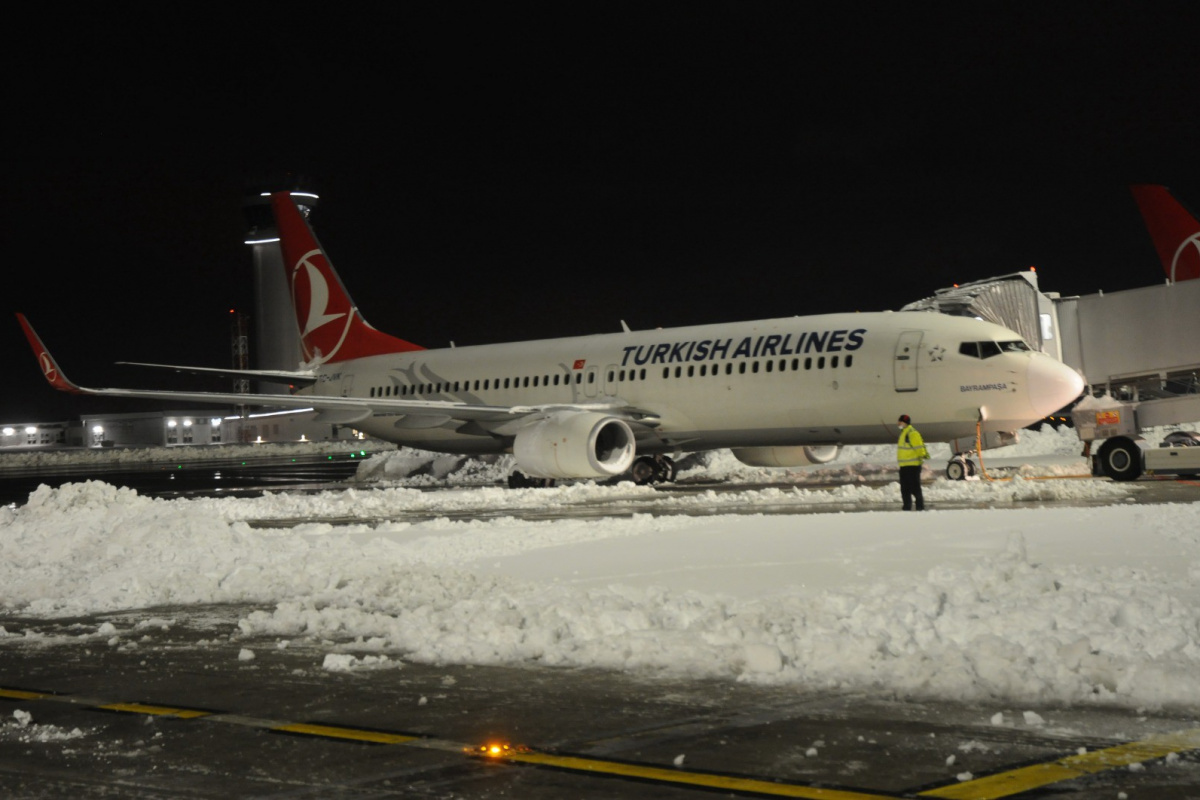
[241,185,315,394]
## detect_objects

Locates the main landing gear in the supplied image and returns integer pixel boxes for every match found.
[630,454,677,485]
[507,471,556,489]
[945,454,978,481]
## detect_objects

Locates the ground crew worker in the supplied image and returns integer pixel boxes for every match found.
[896,414,930,510]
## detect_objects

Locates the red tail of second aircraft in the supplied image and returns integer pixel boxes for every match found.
[270,192,424,365]
[1130,184,1200,282]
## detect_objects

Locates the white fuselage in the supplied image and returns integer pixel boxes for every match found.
[299,311,1076,456]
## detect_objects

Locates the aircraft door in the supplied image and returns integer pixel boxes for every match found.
[340,374,355,397]
[603,364,619,397]
[893,331,923,392]
[583,365,600,398]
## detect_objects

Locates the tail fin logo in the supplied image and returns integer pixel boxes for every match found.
[39,352,58,383]
[290,247,353,364]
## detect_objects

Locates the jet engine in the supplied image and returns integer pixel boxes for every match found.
[731,445,841,468]
[513,412,637,479]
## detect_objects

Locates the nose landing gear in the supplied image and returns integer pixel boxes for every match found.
[945,454,978,481]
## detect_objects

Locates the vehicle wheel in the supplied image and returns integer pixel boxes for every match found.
[1163,431,1200,447]
[630,456,658,485]
[1097,436,1144,482]
[966,458,977,477]
[945,457,968,481]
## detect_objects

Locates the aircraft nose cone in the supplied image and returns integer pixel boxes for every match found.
[1026,356,1085,417]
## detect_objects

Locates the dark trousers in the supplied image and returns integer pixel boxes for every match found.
[899,465,924,510]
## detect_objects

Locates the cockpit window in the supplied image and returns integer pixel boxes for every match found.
[959,340,1031,359]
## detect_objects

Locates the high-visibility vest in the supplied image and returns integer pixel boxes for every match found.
[897,424,929,467]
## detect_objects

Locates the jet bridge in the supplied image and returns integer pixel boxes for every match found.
[902,270,1200,480]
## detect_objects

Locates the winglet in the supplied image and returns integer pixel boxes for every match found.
[16,313,84,394]
[1130,185,1200,282]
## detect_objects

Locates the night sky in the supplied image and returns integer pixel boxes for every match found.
[5,6,1198,422]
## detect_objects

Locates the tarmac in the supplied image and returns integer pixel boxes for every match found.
[3,595,1200,798]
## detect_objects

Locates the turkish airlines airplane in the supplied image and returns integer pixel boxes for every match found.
[19,192,1084,486]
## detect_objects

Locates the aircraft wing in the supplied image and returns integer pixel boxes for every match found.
[18,314,660,429]
[115,361,320,387]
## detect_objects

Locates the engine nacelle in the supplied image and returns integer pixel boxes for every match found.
[513,412,636,479]
[731,445,841,468]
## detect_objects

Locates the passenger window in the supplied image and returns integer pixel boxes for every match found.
[818,357,825,369]
[805,357,812,370]
[575,373,582,384]
[739,362,747,374]
[588,372,595,383]
[640,369,646,380]
[699,365,706,377]
[765,361,773,373]
[752,361,759,373]
[687,365,694,377]
[725,363,733,375]
[663,368,670,379]
[846,355,853,367]
[831,355,839,368]
[674,366,682,378]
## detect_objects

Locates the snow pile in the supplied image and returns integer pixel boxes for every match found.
[4,475,1200,711]
[1,710,85,744]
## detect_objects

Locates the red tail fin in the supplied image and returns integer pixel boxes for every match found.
[270,192,424,364]
[16,313,84,394]
[1130,184,1200,282]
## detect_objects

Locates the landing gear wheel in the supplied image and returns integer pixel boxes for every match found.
[1097,436,1144,482]
[660,455,677,482]
[945,456,975,481]
[945,455,964,482]
[630,457,657,485]
[507,471,555,489]
[630,455,678,485]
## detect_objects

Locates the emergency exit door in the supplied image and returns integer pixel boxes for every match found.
[893,331,923,392]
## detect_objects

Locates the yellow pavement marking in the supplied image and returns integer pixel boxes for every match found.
[96,702,212,719]
[272,722,420,745]
[499,751,898,799]
[919,727,1200,799]
[6,684,1200,798]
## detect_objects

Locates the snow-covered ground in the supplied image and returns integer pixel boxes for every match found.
[3,425,1200,713]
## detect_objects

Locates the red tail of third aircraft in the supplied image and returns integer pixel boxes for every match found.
[1130,184,1200,282]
